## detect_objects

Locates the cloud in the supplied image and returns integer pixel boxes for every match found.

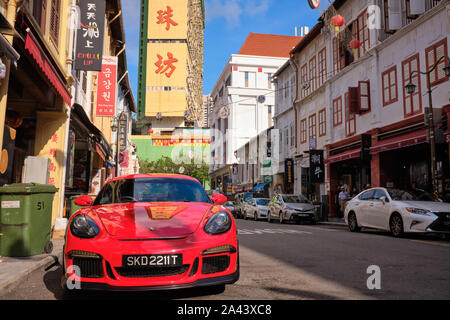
[205,0,271,28]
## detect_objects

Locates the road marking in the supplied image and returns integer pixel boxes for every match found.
[411,240,450,248]
[238,228,312,235]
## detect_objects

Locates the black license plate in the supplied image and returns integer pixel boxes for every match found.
[122,254,182,267]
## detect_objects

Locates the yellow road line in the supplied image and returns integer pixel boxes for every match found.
[411,240,450,248]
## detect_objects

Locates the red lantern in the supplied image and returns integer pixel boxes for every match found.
[350,39,361,56]
[330,15,345,35]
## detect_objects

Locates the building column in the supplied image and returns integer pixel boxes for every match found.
[0,0,20,155]
[370,131,381,187]
[34,112,69,225]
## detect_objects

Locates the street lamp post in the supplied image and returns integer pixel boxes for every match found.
[406,56,450,196]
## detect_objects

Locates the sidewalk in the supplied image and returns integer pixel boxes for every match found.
[318,217,346,226]
[0,238,64,295]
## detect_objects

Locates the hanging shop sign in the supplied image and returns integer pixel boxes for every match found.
[309,149,324,183]
[96,56,118,116]
[257,95,266,104]
[284,159,294,185]
[218,105,230,120]
[307,0,320,9]
[75,0,106,71]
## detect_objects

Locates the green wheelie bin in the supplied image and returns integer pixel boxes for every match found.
[0,183,58,257]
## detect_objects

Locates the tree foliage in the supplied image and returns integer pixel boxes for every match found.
[140,156,210,187]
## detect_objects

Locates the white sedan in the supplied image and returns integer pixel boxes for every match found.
[344,187,450,237]
[243,198,270,221]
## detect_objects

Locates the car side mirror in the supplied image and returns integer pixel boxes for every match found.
[212,193,227,205]
[380,196,388,204]
[74,195,93,207]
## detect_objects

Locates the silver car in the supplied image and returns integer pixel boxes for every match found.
[268,194,316,224]
[243,198,270,221]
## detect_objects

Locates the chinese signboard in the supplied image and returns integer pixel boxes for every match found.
[284,159,294,185]
[75,0,106,71]
[96,56,118,117]
[309,150,325,183]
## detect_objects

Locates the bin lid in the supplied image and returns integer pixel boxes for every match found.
[0,183,59,194]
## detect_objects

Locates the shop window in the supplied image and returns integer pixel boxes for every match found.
[309,56,317,93]
[332,97,343,127]
[300,119,307,144]
[33,0,47,32]
[357,9,370,56]
[358,81,371,113]
[402,54,422,117]
[382,66,398,106]
[318,48,327,87]
[50,0,61,45]
[333,35,354,74]
[308,114,317,144]
[300,63,308,98]
[318,108,326,137]
[425,38,449,87]
[345,92,356,137]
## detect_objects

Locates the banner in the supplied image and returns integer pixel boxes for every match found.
[75,0,106,71]
[309,150,325,183]
[96,56,118,117]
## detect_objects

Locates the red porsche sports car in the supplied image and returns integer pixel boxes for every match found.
[63,174,239,291]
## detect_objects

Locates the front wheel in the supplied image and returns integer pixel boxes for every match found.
[348,213,360,232]
[268,212,273,223]
[390,214,404,237]
[254,211,258,221]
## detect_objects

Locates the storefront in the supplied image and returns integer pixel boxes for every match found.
[326,135,371,218]
[64,104,113,216]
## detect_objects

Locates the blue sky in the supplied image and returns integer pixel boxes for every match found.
[122,0,330,100]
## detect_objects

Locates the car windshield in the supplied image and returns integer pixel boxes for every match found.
[256,199,270,206]
[387,188,438,202]
[93,178,212,205]
[283,195,311,204]
[224,202,234,207]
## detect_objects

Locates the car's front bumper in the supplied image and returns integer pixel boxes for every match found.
[289,212,315,221]
[63,232,239,291]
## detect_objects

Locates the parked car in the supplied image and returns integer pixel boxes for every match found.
[223,201,237,217]
[345,187,450,237]
[268,194,316,224]
[243,198,270,220]
[64,174,239,292]
[234,192,253,219]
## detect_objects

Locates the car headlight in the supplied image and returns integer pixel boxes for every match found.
[204,211,232,235]
[405,207,432,216]
[70,214,100,239]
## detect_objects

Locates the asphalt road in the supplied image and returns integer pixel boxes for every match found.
[1,219,449,300]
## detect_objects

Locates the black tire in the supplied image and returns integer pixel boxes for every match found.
[254,211,258,221]
[44,241,53,254]
[348,212,360,232]
[243,211,248,220]
[268,212,273,223]
[390,213,404,237]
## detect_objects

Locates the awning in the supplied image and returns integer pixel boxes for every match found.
[370,129,427,154]
[0,33,19,65]
[24,30,71,106]
[325,148,361,164]
[254,183,267,192]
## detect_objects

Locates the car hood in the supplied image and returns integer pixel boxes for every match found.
[257,205,269,210]
[91,202,212,239]
[396,201,450,213]
[284,203,315,211]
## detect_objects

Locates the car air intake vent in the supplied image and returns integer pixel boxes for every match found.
[72,257,104,278]
[115,265,190,278]
[202,255,230,274]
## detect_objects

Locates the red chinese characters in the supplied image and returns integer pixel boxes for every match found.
[155,52,178,78]
[96,56,118,116]
[157,6,178,30]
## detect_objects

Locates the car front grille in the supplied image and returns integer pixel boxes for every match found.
[72,257,104,278]
[201,255,230,274]
[114,265,190,278]
[428,212,450,232]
